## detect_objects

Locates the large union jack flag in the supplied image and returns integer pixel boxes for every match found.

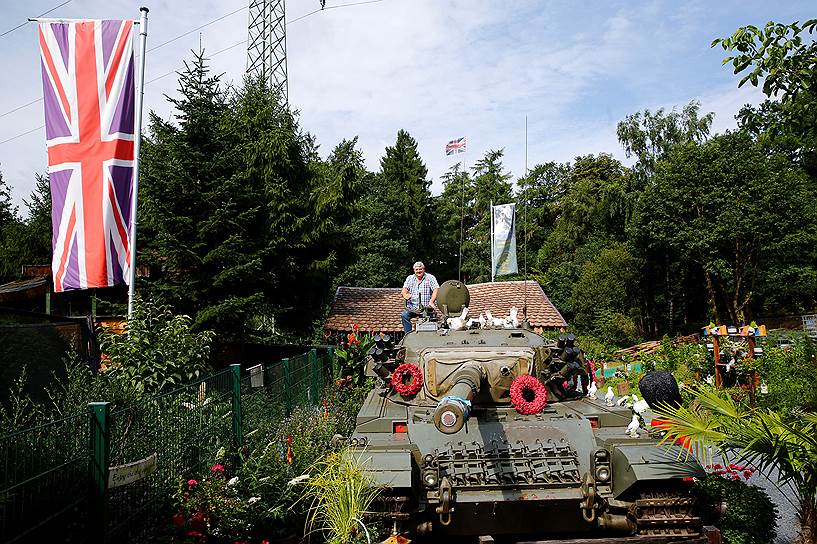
[445,137,466,155]
[39,20,135,292]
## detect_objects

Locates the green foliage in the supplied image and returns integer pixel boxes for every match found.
[334,329,375,386]
[639,131,817,323]
[97,297,214,394]
[570,243,643,341]
[756,342,817,416]
[141,51,359,341]
[338,130,432,287]
[617,101,714,184]
[713,19,817,102]
[694,474,778,544]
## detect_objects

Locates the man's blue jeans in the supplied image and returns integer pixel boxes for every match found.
[401,309,420,333]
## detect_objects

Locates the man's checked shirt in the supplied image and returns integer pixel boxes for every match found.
[403,273,439,312]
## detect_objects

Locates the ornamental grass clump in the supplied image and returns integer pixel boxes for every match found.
[298,448,380,544]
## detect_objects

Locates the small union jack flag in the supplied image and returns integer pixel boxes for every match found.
[446,137,467,155]
[39,20,136,292]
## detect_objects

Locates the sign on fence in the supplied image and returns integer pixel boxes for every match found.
[108,452,158,488]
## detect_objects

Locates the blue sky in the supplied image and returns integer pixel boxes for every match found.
[1,0,814,213]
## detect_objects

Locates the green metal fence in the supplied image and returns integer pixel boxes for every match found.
[104,368,235,543]
[0,411,90,543]
[0,347,335,544]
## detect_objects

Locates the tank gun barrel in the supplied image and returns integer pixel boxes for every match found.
[432,363,482,434]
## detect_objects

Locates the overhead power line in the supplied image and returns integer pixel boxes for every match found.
[0,0,389,146]
[147,6,246,53]
[0,0,72,39]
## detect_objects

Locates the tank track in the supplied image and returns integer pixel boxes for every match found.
[632,491,702,536]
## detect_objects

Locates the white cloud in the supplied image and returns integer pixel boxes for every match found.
[0,0,801,212]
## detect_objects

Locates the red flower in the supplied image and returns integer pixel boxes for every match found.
[189,511,207,532]
[172,511,185,527]
[211,463,225,475]
[353,324,360,333]
[731,474,741,481]
[392,364,423,396]
[509,375,548,415]
[187,479,198,487]
[744,470,753,479]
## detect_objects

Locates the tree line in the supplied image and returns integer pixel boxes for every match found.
[1,18,816,346]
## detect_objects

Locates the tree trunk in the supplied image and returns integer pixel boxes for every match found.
[799,494,817,544]
[703,269,721,324]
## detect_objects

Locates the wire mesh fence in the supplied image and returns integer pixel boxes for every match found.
[0,347,335,544]
[105,368,235,543]
[0,410,90,543]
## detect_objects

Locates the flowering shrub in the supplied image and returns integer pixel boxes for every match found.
[706,462,757,481]
[693,473,777,544]
[335,325,375,385]
[171,462,265,543]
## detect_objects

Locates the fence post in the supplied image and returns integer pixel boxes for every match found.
[230,364,243,449]
[283,358,292,416]
[309,349,319,406]
[328,346,337,380]
[88,402,110,544]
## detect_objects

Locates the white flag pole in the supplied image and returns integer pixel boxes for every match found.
[128,6,149,320]
[490,200,495,282]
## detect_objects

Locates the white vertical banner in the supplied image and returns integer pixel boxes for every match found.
[491,203,518,279]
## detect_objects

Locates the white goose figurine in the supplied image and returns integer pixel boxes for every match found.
[633,396,650,415]
[587,381,598,400]
[605,386,615,406]
[626,414,640,438]
[616,395,629,407]
[478,312,487,329]
[447,306,469,331]
[503,306,520,328]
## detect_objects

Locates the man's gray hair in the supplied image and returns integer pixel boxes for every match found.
[413,261,425,269]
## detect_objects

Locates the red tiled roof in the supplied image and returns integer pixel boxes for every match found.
[324,280,567,333]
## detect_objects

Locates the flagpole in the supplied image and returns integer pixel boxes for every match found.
[490,200,495,282]
[128,6,149,320]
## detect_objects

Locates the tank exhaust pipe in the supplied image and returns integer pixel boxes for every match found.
[433,363,482,434]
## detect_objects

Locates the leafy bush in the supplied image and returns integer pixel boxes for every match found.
[98,297,215,394]
[592,309,642,346]
[756,341,817,415]
[694,473,777,544]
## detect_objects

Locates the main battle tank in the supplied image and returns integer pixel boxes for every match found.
[351,280,713,542]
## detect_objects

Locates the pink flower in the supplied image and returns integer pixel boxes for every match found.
[211,463,225,475]
[187,479,198,487]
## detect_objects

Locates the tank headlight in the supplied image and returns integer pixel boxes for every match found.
[423,471,438,488]
[595,466,611,482]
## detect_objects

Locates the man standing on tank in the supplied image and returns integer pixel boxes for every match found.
[401,261,439,333]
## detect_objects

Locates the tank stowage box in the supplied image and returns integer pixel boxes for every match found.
[351,281,712,542]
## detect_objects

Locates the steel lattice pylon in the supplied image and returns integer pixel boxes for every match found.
[247,0,288,105]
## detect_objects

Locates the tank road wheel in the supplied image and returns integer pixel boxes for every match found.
[631,490,702,536]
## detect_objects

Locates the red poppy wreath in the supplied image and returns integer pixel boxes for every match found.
[391,363,423,396]
[510,374,548,414]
